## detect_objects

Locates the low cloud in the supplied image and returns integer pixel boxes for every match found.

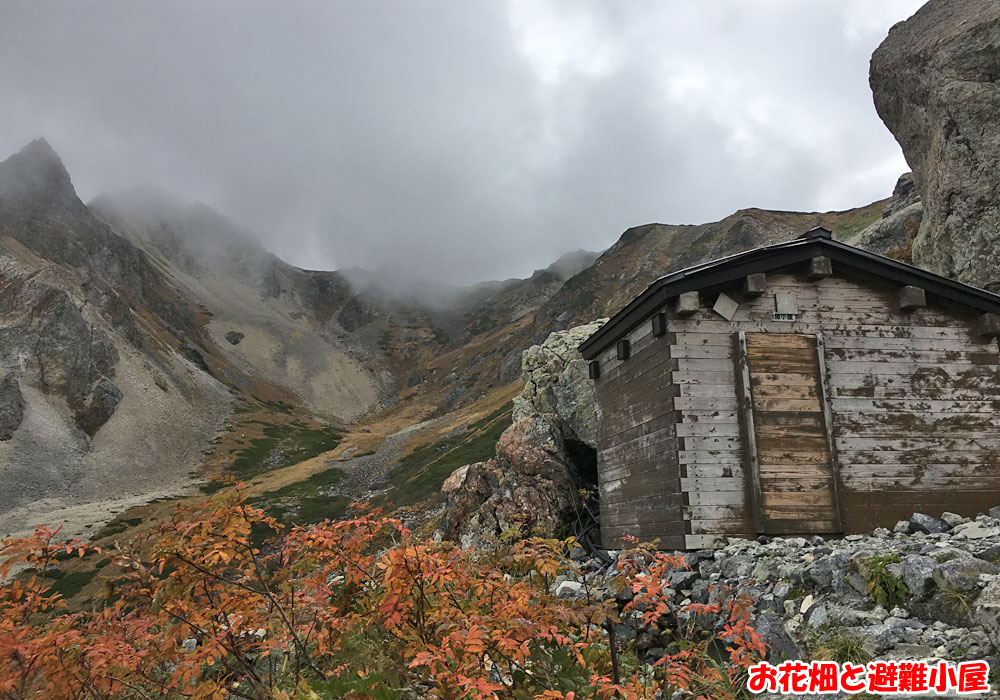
[0,0,923,284]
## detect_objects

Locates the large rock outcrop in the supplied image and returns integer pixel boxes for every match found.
[871,0,1000,289]
[848,173,923,260]
[443,321,604,546]
[0,279,122,436]
[513,319,605,448]
[441,415,580,548]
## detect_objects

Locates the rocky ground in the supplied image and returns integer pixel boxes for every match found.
[551,507,1000,697]
[326,419,439,501]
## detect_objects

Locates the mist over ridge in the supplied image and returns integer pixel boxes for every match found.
[0,1,923,285]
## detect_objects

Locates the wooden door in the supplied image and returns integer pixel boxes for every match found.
[738,332,842,534]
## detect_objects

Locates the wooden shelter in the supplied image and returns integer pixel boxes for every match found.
[579,227,1000,549]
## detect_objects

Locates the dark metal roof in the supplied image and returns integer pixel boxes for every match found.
[578,227,1000,360]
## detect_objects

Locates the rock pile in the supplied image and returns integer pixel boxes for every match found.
[554,508,1000,672]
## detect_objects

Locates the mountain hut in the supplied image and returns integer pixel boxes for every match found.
[579,227,1000,549]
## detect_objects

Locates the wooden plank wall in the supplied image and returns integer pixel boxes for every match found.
[667,316,751,549]
[665,271,1000,546]
[593,314,684,549]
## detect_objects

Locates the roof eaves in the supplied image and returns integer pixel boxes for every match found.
[578,236,1000,360]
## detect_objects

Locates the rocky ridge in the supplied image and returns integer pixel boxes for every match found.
[0,141,235,540]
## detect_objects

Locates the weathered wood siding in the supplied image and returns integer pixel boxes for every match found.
[664,318,746,550]
[657,271,1000,548]
[743,332,840,533]
[592,313,683,549]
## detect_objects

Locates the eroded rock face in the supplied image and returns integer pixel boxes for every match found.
[513,319,606,447]
[0,375,24,440]
[849,173,923,258]
[870,0,1000,289]
[442,415,580,548]
[0,278,123,437]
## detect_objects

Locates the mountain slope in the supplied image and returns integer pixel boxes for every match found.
[90,189,383,418]
[0,137,901,542]
[0,140,234,538]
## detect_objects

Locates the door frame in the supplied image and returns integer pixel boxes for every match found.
[734,330,845,535]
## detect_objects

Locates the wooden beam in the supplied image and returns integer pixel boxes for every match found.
[713,292,738,321]
[651,311,667,337]
[734,331,764,534]
[978,313,1000,339]
[807,256,833,280]
[616,338,631,360]
[898,285,926,312]
[674,291,700,316]
[814,332,846,534]
[743,273,766,298]
[588,360,601,379]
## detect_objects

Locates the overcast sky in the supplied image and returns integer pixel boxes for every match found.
[0,1,924,285]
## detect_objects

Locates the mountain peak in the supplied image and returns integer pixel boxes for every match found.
[0,137,79,209]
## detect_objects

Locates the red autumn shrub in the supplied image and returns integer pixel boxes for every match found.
[0,487,764,699]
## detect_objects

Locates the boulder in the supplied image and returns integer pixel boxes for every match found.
[754,611,802,663]
[513,319,607,447]
[974,578,1000,647]
[941,512,968,528]
[871,0,1000,290]
[910,513,950,535]
[440,461,500,543]
[441,415,580,547]
[975,544,1000,565]
[952,521,1000,540]
[932,557,999,592]
[902,554,938,597]
[554,580,585,599]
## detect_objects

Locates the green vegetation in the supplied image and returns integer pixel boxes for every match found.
[810,630,872,665]
[49,570,98,600]
[431,326,449,345]
[202,422,343,493]
[36,567,98,600]
[382,402,513,507]
[253,466,350,525]
[377,330,393,351]
[860,554,909,609]
[94,517,143,540]
[940,582,979,613]
[828,207,882,240]
[467,314,497,336]
[553,266,597,314]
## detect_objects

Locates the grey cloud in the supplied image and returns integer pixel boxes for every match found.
[0,0,923,284]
